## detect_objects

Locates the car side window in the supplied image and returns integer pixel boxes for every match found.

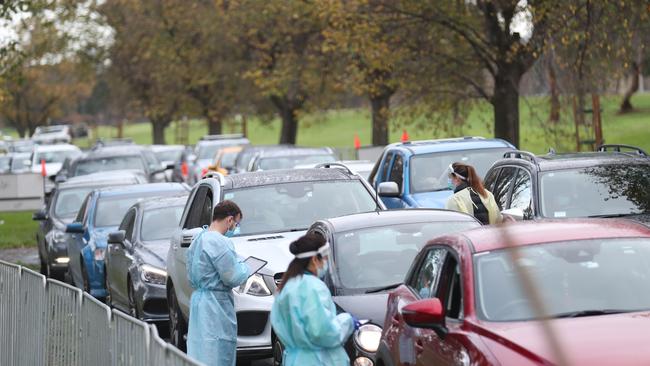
[483,168,501,192]
[436,253,463,320]
[184,186,209,229]
[389,154,404,192]
[510,168,533,219]
[493,167,516,210]
[199,188,214,227]
[119,209,136,242]
[410,248,446,299]
[380,152,394,182]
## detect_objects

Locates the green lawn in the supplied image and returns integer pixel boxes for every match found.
[0,211,39,249]
[1,94,649,154]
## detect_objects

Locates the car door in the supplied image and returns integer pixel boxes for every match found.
[108,208,136,309]
[384,247,447,366]
[384,153,408,209]
[417,249,468,366]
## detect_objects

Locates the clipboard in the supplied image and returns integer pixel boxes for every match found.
[244,256,267,277]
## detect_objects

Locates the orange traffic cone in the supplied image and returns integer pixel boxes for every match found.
[354,134,361,150]
[181,161,189,178]
[41,159,47,177]
[401,130,409,142]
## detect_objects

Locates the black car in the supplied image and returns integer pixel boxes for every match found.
[58,145,171,183]
[105,195,188,323]
[483,144,650,222]
[32,171,147,280]
[302,209,481,366]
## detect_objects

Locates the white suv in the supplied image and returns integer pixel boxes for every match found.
[166,165,384,360]
[32,125,72,144]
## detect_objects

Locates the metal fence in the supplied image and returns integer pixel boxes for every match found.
[0,260,202,366]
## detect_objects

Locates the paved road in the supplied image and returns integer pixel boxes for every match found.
[0,246,39,268]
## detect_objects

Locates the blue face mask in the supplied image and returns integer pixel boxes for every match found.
[225,223,240,238]
[316,260,329,280]
[447,178,455,190]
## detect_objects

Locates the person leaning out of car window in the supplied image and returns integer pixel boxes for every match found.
[445,162,502,225]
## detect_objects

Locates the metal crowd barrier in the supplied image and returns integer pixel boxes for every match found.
[0,260,202,366]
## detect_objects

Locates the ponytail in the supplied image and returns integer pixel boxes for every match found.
[451,162,487,197]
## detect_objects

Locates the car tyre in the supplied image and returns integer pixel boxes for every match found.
[81,260,90,293]
[272,334,284,366]
[105,274,113,307]
[168,285,187,351]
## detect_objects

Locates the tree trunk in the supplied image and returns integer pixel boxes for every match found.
[279,107,298,144]
[370,94,390,146]
[492,69,522,147]
[619,61,639,114]
[207,114,222,135]
[152,121,167,145]
[548,60,560,123]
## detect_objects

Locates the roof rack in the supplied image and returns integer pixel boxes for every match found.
[314,162,355,175]
[596,144,648,157]
[202,171,225,185]
[199,134,245,141]
[503,150,539,167]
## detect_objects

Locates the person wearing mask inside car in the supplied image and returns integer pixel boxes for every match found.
[446,162,502,225]
[186,200,249,366]
[270,233,360,366]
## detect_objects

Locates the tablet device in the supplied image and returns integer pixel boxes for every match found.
[244,256,267,277]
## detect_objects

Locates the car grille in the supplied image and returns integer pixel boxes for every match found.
[237,311,268,336]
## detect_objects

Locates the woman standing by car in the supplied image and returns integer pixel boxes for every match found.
[446,162,502,224]
[186,200,249,366]
[270,233,358,366]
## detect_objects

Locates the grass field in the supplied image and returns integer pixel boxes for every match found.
[2,93,644,155]
[0,211,39,249]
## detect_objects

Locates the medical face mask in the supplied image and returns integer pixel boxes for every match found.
[447,178,455,190]
[316,260,329,280]
[225,222,240,238]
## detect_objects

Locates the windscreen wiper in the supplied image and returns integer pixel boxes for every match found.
[289,228,308,232]
[365,283,402,294]
[551,309,629,318]
[587,213,634,218]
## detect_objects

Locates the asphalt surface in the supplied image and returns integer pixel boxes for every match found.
[0,246,39,268]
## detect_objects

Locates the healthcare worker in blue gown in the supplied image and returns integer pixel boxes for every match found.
[186,200,250,366]
[271,233,359,366]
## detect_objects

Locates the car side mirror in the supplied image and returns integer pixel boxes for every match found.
[55,174,67,183]
[165,163,175,170]
[501,208,524,221]
[32,210,48,221]
[65,222,84,234]
[108,230,126,246]
[401,298,448,338]
[378,182,400,197]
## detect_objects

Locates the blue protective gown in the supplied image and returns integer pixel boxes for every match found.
[186,227,250,366]
[270,272,354,366]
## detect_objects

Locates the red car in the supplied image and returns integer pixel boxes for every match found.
[377,219,650,366]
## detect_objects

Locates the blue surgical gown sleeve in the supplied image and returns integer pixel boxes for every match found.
[212,240,249,288]
[300,279,354,348]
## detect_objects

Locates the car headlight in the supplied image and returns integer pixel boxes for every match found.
[140,264,167,285]
[235,273,272,297]
[94,248,105,261]
[354,323,382,353]
[53,231,66,243]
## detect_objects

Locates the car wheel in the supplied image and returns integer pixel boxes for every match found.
[168,285,187,351]
[39,251,47,276]
[127,279,140,319]
[81,261,90,293]
[272,334,284,366]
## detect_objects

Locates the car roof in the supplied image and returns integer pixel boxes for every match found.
[449,219,650,253]
[95,182,188,197]
[256,147,334,158]
[83,145,146,158]
[387,137,513,155]
[150,144,184,152]
[34,144,80,152]
[58,171,145,189]
[222,168,359,189]
[196,138,249,147]
[496,151,650,172]
[134,195,189,211]
[321,209,479,233]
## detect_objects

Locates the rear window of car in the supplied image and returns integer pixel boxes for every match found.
[74,156,145,176]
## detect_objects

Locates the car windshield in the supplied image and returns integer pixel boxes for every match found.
[74,156,145,176]
[154,149,182,163]
[475,238,650,322]
[410,148,511,193]
[35,150,79,164]
[540,164,650,218]
[35,126,65,134]
[258,154,336,170]
[141,205,185,241]
[235,150,256,172]
[335,221,479,291]
[53,187,94,218]
[94,196,148,227]
[225,180,377,236]
[197,144,228,160]
[220,151,239,169]
[0,156,10,172]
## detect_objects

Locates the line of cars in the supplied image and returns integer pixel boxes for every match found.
[30,133,650,366]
